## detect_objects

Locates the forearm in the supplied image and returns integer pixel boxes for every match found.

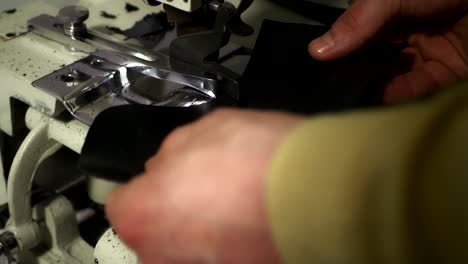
[267,84,468,264]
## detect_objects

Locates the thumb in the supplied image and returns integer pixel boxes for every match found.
[309,0,400,61]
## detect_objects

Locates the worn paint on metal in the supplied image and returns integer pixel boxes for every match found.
[94,228,139,264]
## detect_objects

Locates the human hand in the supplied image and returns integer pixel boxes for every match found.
[309,0,468,103]
[105,109,303,264]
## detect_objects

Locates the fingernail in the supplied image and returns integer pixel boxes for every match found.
[310,32,335,54]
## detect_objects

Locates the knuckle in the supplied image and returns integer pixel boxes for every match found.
[144,155,159,172]
[335,11,361,34]
[160,126,188,152]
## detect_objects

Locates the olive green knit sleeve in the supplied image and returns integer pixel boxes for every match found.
[267,84,468,264]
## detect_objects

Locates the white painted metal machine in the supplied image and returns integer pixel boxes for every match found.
[0,0,321,262]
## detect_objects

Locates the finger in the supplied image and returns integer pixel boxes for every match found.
[309,0,400,61]
[449,14,468,65]
[105,176,156,249]
[410,33,468,77]
[384,60,458,103]
[398,46,425,73]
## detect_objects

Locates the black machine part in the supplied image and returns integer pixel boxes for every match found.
[79,104,215,182]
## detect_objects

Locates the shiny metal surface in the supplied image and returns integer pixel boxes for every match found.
[27,5,239,124]
[93,50,218,97]
[28,6,221,92]
[32,54,212,125]
[29,12,159,61]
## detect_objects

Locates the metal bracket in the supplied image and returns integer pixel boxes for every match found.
[0,108,93,262]
[27,6,242,124]
[6,123,61,251]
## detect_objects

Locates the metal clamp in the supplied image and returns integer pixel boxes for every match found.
[28,6,236,124]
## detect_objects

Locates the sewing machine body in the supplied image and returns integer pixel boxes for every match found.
[0,0,322,262]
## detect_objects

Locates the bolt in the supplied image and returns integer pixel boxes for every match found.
[57,6,90,38]
[58,6,89,24]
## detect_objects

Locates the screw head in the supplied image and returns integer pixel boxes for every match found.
[58,6,90,25]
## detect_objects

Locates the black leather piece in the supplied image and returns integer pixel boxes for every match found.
[79,104,215,182]
[241,20,405,114]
